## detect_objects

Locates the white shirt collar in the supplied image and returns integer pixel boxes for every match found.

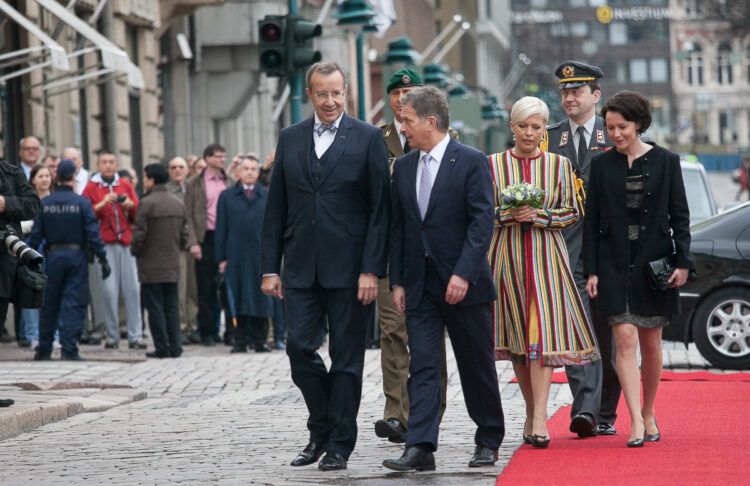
[314,112,344,128]
[569,115,596,137]
[420,132,452,164]
[242,183,255,191]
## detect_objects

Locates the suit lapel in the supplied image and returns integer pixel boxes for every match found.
[423,139,459,220]
[296,118,315,186]
[403,151,421,219]
[317,113,354,187]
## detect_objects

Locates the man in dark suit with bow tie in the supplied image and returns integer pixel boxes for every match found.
[260,61,390,471]
[383,86,504,472]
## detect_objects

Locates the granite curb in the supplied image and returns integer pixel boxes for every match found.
[0,383,146,441]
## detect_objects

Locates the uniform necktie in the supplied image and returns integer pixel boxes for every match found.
[403,138,411,154]
[418,154,433,219]
[576,126,587,166]
[315,123,337,136]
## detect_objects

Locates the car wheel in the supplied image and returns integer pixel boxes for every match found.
[692,287,750,370]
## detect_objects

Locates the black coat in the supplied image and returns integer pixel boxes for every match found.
[260,112,390,288]
[389,138,496,310]
[0,160,41,300]
[583,144,695,316]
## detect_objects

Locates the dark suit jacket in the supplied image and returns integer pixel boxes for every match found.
[215,183,271,317]
[583,143,695,315]
[545,116,613,271]
[261,112,390,289]
[389,138,496,311]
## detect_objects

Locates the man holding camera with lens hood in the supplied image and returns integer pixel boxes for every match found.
[0,153,40,406]
[83,152,144,350]
[29,160,109,361]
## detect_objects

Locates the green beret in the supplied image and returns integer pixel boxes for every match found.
[386,69,423,93]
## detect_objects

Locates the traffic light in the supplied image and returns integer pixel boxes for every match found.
[285,14,322,75]
[258,15,285,76]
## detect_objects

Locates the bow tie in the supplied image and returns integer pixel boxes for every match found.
[315,123,337,136]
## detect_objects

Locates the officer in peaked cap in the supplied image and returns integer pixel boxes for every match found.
[541,60,620,441]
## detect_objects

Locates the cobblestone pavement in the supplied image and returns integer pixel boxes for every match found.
[0,339,743,485]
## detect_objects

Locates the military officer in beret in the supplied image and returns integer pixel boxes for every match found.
[375,68,449,445]
[542,60,620,438]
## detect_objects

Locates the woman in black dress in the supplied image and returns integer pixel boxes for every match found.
[583,91,695,448]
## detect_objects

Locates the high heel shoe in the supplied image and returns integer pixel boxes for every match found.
[523,420,533,445]
[626,436,644,448]
[531,434,550,448]
[645,418,660,442]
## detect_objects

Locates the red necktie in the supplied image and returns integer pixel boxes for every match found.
[245,188,253,198]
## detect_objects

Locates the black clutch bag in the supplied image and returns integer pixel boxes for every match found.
[647,256,675,292]
[647,255,697,292]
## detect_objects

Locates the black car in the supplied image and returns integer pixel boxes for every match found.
[665,202,750,369]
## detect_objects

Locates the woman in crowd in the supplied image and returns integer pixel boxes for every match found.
[489,96,600,448]
[21,164,54,350]
[584,91,694,447]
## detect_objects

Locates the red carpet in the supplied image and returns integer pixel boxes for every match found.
[497,378,750,486]
[510,370,750,383]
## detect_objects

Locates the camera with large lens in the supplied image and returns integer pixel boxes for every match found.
[0,224,43,269]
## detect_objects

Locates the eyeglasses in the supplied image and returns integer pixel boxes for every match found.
[312,90,345,102]
[21,146,40,151]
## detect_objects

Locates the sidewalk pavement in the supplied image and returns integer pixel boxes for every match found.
[0,339,742,485]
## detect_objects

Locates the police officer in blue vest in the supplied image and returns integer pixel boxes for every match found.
[30,159,111,361]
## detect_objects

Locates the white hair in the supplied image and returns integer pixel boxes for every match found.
[510,96,549,125]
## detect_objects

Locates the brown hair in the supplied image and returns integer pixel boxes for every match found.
[601,91,652,134]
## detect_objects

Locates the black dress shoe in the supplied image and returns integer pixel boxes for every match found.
[0,398,14,407]
[318,451,347,471]
[61,354,86,361]
[201,336,216,347]
[230,347,247,353]
[597,423,617,436]
[188,332,201,344]
[570,413,596,438]
[213,334,222,343]
[145,351,169,359]
[290,442,326,466]
[468,445,498,467]
[255,343,272,353]
[33,352,51,361]
[383,445,436,472]
[375,418,406,443]
[645,419,660,442]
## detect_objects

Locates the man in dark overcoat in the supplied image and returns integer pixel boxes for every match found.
[216,155,272,353]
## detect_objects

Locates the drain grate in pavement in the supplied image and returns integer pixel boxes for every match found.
[250,389,304,406]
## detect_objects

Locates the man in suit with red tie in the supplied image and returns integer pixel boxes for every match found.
[383,86,504,471]
[260,61,390,471]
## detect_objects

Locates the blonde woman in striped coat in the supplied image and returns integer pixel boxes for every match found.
[489,96,600,448]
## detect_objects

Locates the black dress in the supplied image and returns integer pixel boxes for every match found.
[607,153,669,328]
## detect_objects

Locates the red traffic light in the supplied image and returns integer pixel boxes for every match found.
[260,22,282,43]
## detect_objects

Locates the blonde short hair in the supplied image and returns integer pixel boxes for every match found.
[510,96,549,125]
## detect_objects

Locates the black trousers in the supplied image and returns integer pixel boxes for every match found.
[141,282,181,357]
[284,282,372,459]
[405,263,505,452]
[234,314,270,350]
[195,231,231,339]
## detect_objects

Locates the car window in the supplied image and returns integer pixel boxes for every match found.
[681,168,714,224]
[691,201,750,232]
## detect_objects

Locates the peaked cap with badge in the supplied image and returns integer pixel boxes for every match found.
[554,60,604,90]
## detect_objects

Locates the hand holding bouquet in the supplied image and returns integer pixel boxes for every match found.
[499,182,546,232]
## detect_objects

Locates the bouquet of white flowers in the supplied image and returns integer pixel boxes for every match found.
[499,182,546,232]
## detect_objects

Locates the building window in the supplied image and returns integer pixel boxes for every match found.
[650,58,669,83]
[630,58,648,83]
[685,0,701,17]
[717,43,733,85]
[570,22,588,37]
[569,0,586,6]
[609,22,627,45]
[686,43,703,86]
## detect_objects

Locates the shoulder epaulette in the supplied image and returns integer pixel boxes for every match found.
[546,120,565,130]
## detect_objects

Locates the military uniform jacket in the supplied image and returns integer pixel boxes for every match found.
[381,121,406,172]
[542,116,613,271]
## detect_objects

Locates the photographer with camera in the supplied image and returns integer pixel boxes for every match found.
[82,152,145,350]
[28,160,109,361]
[0,154,41,405]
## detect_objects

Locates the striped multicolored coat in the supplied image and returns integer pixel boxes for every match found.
[489,149,600,367]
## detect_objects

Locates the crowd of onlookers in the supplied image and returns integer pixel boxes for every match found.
[0,136,284,358]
